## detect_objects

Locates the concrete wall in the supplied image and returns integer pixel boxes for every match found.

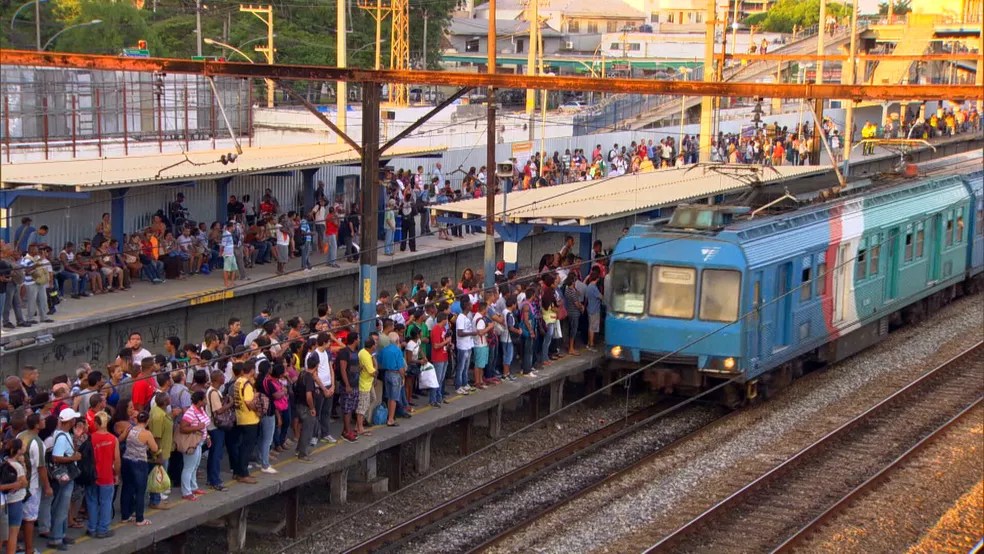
[5,213,635,380]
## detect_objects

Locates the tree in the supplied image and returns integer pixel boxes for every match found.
[746,0,852,34]
[51,0,151,53]
[878,0,911,15]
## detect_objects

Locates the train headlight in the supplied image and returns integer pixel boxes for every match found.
[723,357,736,370]
[610,346,623,359]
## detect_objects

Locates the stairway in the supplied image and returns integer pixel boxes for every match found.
[868,15,937,85]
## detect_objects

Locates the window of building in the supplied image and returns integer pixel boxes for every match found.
[816,262,827,295]
[800,266,811,300]
[649,265,696,319]
[628,43,641,51]
[516,38,525,53]
[667,12,674,23]
[651,13,659,23]
[587,21,599,33]
[568,19,580,33]
[695,12,702,22]
[610,261,647,315]
[904,232,913,261]
[916,228,925,257]
[699,269,741,322]
[856,248,867,280]
[607,20,619,32]
[870,244,880,276]
[687,12,695,22]
[465,39,480,53]
[610,42,622,50]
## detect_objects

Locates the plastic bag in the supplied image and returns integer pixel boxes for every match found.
[418,363,438,389]
[148,464,171,494]
[371,404,388,427]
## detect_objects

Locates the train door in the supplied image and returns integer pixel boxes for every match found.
[747,272,763,361]
[930,213,943,282]
[885,229,899,301]
[834,243,851,323]
[775,262,792,348]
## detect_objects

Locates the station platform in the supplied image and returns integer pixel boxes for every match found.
[67,350,604,554]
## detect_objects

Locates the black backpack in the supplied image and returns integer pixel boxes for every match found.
[75,437,97,487]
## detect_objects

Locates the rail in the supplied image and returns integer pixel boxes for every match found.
[644,340,983,553]
[345,379,737,553]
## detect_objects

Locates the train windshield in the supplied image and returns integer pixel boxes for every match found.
[649,266,697,319]
[699,269,742,323]
[610,261,648,315]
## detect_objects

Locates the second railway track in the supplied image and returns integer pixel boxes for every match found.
[643,340,984,554]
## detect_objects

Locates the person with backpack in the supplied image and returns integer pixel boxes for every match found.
[205,370,232,491]
[1,438,28,554]
[47,408,83,550]
[14,411,49,554]
[231,361,260,484]
[293,355,321,462]
[85,412,119,539]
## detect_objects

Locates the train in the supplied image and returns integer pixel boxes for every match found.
[604,153,984,405]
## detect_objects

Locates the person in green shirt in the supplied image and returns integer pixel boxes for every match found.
[148,392,174,509]
[356,338,378,436]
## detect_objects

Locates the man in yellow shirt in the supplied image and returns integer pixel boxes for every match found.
[148,392,174,509]
[356,338,378,436]
[232,361,259,483]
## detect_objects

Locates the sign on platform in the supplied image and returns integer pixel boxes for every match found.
[503,241,518,264]
[511,141,533,165]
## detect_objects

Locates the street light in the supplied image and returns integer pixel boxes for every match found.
[42,19,101,51]
[203,37,256,63]
[10,0,46,51]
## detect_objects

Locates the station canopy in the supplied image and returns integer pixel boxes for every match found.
[0,142,444,191]
[433,164,832,226]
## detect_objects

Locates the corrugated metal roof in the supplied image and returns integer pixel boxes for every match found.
[433,164,832,225]
[0,143,445,191]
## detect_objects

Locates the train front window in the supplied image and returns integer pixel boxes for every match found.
[610,261,648,315]
[699,269,742,323]
[649,266,696,319]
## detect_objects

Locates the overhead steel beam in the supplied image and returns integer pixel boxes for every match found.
[378,86,471,155]
[725,53,984,62]
[277,81,362,155]
[2,50,981,101]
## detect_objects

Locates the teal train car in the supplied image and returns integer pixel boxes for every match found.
[605,157,983,403]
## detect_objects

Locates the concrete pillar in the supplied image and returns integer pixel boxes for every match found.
[225,507,249,553]
[487,403,503,439]
[330,467,350,505]
[387,445,404,491]
[528,389,541,422]
[109,187,129,247]
[549,378,565,413]
[459,416,473,455]
[414,431,433,473]
[355,455,378,481]
[169,532,187,554]
[285,488,299,538]
[601,368,614,396]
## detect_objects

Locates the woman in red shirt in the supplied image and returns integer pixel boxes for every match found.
[87,411,120,538]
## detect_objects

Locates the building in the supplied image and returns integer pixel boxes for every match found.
[472,0,648,35]
[445,17,566,57]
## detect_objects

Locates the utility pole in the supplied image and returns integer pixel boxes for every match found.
[841,0,859,176]
[241,4,275,107]
[337,0,347,134]
[422,8,428,69]
[485,0,497,289]
[196,0,203,57]
[698,0,715,162]
[34,0,41,51]
[358,0,392,70]
[358,82,381,345]
[525,0,539,117]
[389,0,409,105]
[812,0,827,164]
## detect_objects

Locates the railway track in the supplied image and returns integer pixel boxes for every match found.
[344,382,734,554]
[643,340,984,554]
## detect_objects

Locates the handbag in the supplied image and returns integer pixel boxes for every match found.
[209,389,235,430]
[418,363,438,389]
[45,433,81,485]
[174,428,203,455]
[147,464,171,494]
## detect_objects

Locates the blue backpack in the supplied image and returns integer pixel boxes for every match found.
[371,404,388,426]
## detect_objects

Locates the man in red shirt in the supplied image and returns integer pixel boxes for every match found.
[85,393,106,434]
[428,313,451,407]
[131,357,159,412]
[325,207,340,268]
[87,411,120,538]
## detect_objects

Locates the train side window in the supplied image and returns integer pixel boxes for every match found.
[955,215,964,242]
[869,244,880,276]
[698,269,741,323]
[916,229,925,258]
[800,267,811,300]
[816,262,827,295]
[904,233,913,261]
[976,208,983,236]
[856,249,867,280]
[945,216,954,246]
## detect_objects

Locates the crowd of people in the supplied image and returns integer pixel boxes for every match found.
[0,232,614,551]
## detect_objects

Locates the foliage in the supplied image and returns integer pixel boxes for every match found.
[878,0,911,15]
[0,0,460,67]
[744,0,852,33]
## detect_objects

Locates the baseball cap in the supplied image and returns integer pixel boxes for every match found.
[59,408,82,422]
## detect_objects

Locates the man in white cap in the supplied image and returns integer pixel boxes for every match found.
[47,408,83,551]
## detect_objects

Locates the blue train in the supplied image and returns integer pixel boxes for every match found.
[605,156,984,403]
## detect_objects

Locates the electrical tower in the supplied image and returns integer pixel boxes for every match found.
[389,0,409,106]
